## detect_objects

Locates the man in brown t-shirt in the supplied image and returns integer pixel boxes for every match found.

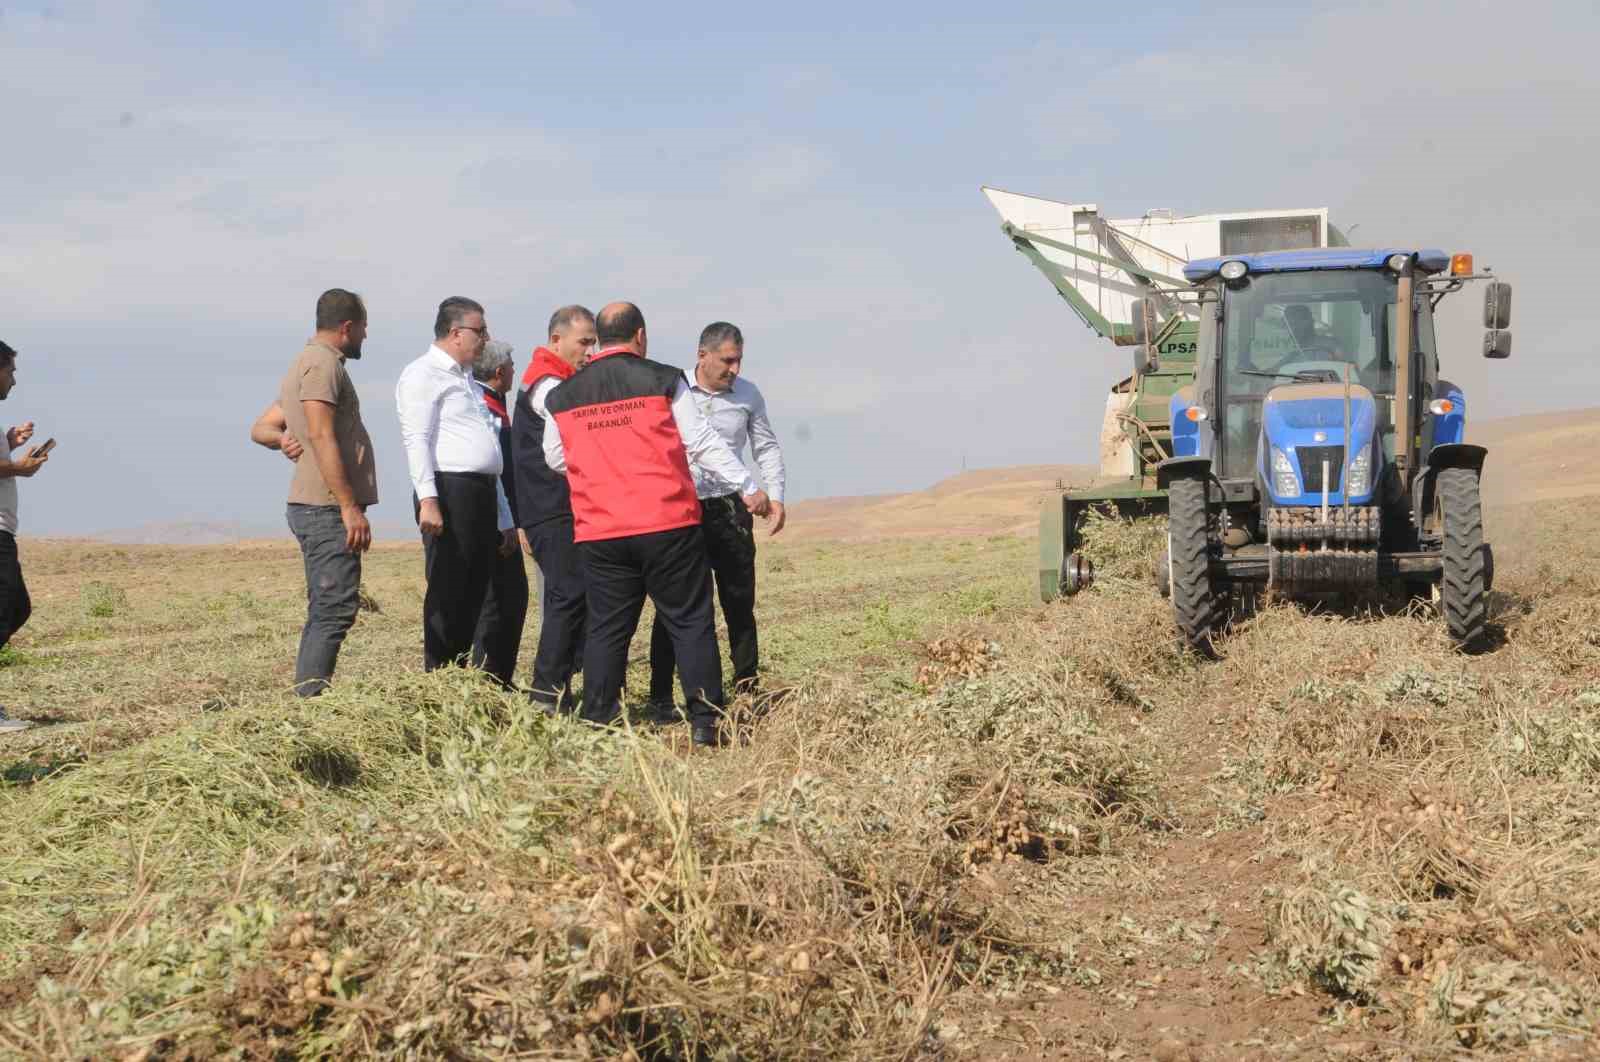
[250,288,378,696]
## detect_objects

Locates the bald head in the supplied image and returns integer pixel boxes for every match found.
[596,302,647,353]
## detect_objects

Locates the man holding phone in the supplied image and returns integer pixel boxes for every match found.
[0,340,50,734]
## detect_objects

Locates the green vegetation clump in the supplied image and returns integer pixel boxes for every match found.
[1269,879,1395,999]
[79,581,128,619]
[1075,505,1168,587]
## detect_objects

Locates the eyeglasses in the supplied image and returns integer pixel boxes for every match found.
[454,324,489,338]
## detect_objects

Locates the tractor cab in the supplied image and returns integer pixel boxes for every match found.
[1180,249,1452,518]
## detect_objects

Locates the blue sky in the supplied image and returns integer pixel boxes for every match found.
[2,0,1594,537]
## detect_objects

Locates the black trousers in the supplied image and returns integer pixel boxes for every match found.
[0,532,30,652]
[580,524,722,725]
[416,472,499,671]
[472,545,529,687]
[650,493,758,700]
[524,516,587,706]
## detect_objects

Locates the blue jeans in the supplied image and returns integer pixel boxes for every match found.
[287,504,362,697]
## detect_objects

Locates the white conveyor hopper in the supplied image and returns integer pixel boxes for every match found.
[982,187,1341,342]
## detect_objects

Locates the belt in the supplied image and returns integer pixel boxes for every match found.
[436,471,499,485]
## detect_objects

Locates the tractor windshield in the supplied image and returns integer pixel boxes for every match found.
[1216,269,1409,479]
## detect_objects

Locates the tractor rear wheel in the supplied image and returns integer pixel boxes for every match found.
[1438,467,1488,651]
[1167,477,1218,654]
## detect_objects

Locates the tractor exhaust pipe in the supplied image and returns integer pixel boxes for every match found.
[1393,262,1415,479]
[1343,363,1353,520]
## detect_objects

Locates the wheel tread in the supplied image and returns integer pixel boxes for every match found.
[1438,467,1487,651]
[1168,478,1218,653]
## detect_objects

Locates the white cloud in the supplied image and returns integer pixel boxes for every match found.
[337,0,416,56]
[333,0,575,53]
[733,141,838,202]
[497,0,578,13]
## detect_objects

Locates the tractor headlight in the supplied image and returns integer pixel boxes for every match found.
[1219,260,1249,281]
[1271,447,1300,497]
[1345,442,1373,496]
[1386,253,1410,273]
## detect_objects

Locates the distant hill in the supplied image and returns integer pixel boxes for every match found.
[1469,408,1600,506]
[87,520,268,546]
[87,517,422,546]
[784,464,1094,542]
[786,407,1599,541]
[76,409,1595,545]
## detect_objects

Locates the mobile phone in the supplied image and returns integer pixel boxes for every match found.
[31,438,55,459]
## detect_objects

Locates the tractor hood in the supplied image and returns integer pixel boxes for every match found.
[1259,383,1379,505]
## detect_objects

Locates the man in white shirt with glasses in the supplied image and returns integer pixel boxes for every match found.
[396,296,518,673]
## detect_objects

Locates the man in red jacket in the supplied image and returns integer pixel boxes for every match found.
[543,302,765,746]
[510,305,597,711]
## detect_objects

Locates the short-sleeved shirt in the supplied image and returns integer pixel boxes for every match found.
[279,339,379,507]
[0,447,17,535]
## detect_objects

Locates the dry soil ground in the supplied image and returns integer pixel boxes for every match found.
[1,410,1598,1060]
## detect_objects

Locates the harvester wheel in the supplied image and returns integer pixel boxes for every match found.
[1167,477,1218,654]
[1438,466,1488,651]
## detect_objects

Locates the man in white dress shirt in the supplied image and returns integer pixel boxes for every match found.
[647,322,786,716]
[396,297,518,672]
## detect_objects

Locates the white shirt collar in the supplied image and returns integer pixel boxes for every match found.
[427,344,464,372]
[687,370,737,397]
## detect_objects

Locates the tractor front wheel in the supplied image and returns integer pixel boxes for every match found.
[1438,466,1488,651]
[1167,477,1219,655]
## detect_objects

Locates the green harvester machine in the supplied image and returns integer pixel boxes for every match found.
[982,188,1347,601]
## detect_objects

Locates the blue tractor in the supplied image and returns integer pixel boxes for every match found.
[1144,248,1513,652]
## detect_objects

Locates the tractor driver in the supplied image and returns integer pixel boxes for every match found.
[1282,304,1336,358]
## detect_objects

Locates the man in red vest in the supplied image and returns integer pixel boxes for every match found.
[511,305,597,712]
[542,303,765,746]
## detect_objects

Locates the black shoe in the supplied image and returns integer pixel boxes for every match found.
[578,704,622,727]
[530,686,583,717]
[646,697,684,725]
[691,722,728,748]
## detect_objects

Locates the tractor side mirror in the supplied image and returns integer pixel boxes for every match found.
[1483,282,1512,329]
[1483,330,1512,359]
[1129,298,1158,374]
